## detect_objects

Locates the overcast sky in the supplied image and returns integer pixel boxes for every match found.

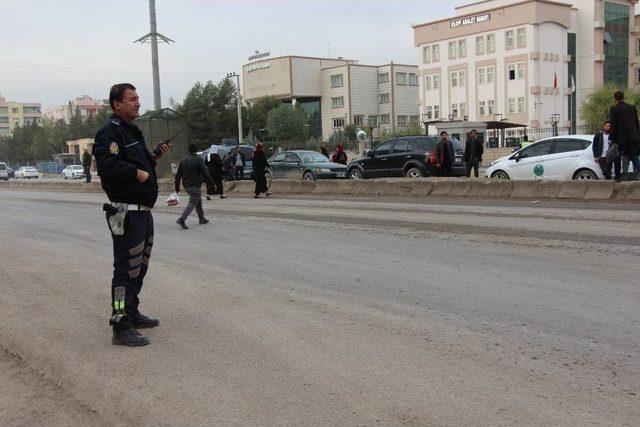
[1,0,469,111]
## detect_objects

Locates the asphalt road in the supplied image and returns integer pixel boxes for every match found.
[0,189,638,425]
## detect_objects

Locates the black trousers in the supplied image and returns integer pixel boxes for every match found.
[213,175,224,195]
[438,164,452,177]
[235,166,244,180]
[110,210,154,322]
[84,166,91,183]
[254,174,268,195]
[465,160,479,177]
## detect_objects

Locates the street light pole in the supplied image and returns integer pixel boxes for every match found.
[550,113,560,137]
[227,72,243,145]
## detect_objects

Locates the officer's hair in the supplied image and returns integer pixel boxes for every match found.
[614,90,624,101]
[188,144,198,153]
[109,83,136,109]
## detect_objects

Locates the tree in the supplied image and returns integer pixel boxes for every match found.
[246,96,282,136]
[581,85,640,133]
[265,105,310,147]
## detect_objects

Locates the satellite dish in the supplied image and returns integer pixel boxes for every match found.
[356,130,367,142]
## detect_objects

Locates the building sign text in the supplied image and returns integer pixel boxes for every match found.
[246,63,271,73]
[449,13,490,28]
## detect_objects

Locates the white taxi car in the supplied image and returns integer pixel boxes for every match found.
[15,166,40,179]
[486,135,603,181]
[62,165,85,179]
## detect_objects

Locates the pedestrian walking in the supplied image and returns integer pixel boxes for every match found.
[252,142,271,198]
[609,91,640,180]
[175,144,216,230]
[320,146,330,158]
[205,145,227,199]
[332,143,348,165]
[82,149,92,183]
[464,129,484,178]
[93,83,170,347]
[231,147,246,180]
[435,131,454,177]
[592,120,619,180]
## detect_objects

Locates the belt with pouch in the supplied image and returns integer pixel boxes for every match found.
[111,203,151,211]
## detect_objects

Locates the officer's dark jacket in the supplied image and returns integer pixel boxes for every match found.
[93,114,158,208]
[174,153,215,192]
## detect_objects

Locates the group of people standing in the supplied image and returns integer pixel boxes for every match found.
[433,129,483,177]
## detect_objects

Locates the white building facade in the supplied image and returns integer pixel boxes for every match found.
[414,0,640,138]
[44,95,107,124]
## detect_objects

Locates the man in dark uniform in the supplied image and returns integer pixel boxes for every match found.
[93,83,170,347]
[82,149,92,183]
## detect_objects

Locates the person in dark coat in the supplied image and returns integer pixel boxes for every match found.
[205,145,227,199]
[252,142,271,198]
[320,146,329,158]
[463,129,484,178]
[174,144,216,229]
[435,131,454,177]
[82,148,92,183]
[592,120,618,180]
[609,90,640,180]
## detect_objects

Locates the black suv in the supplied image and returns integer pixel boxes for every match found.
[346,136,465,179]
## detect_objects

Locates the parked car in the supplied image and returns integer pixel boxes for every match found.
[62,165,85,179]
[0,162,8,181]
[268,150,347,181]
[485,135,604,181]
[346,136,465,179]
[7,166,14,178]
[15,166,40,179]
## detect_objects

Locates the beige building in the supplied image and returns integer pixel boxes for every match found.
[66,138,95,170]
[0,95,42,137]
[44,95,107,124]
[242,55,420,139]
[413,0,640,137]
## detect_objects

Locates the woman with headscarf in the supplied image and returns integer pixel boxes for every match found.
[205,145,227,199]
[331,143,348,165]
[252,142,271,198]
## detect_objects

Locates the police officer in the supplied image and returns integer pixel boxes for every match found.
[93,83,170,347]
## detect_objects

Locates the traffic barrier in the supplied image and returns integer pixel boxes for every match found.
[2,177,639,202]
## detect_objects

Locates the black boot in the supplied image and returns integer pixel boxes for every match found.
[176,218,188,229]
[199,218,209,225]
[112,325,149,347]
[132,313,160,329]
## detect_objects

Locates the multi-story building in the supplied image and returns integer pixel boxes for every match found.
[43,95,107,124]
[0,95,42,137]
[242,55,420,140]
[413,0,640,136]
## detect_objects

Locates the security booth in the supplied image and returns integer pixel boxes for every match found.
[435,120,487,146]
[136,108,188,178]
[483,121,527,148]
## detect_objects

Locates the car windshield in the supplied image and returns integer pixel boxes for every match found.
[25,167,37,171]
[300,152,329,163]
[72,166,83,170]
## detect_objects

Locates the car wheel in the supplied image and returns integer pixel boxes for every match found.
[404,166,423,178]
[348,169,363,180]
[491,170,510,180]
[573,169,598,180]
[302,171,315,181]
[265,171,272,189]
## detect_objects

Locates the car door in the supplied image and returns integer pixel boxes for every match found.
[388,139,413,176]
[282,152,304,179]
[510,139,554,179]
[545,138,588,180]
[368,141,393,178]
[268,152,286,178]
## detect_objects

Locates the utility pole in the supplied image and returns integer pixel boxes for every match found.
[134,0,174,111]
[227,72,243,145]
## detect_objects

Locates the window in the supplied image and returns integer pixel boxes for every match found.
[423,46,431,64]
[379,93,390,104]
[486,33,495,53]
[330,74,343,88]
[517,62,525,79]
[331,97,344,109]
[12,108,19,114]
[425,105,433,119]
[506,30,514,50]
[434,105,440,119]
[409,115,420,123]
[449,41,457,59]
[517,28,526,48]
[488,100,495,115]
[451,103,459,118]
[517,97,525,113]
[432,45,440,62]
[479,101,486,116]
[285,153,301,163]
[380,114,390,124]
[271,152,286,163]
[460,102,467,118]
[519,140,553,158]
[458,70,465,86]
[332,117,345,128]
[508,97,516,113]
[476,36,485,55]
[374,141,393,156]
[393,140,411,153]
[478,68,486,85]
[353,115,364,126]
[451,70,465,87]
[425,75,432,90]
[458,39,467,58]
[433,74,440,89]
[409,73,419,86]
[378,72,389,83]
[368,115,378,126]
[396,73,407,85]
[451,72,458,87]
[554,138,587,153]
[397,115,408,126]
[487,66,494,83]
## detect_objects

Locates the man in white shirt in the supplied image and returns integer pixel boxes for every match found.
[592,120,617,180]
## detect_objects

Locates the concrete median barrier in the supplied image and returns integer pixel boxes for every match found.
[2,177,639,202]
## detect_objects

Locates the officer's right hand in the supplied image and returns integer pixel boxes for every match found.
[136,169,150,183]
